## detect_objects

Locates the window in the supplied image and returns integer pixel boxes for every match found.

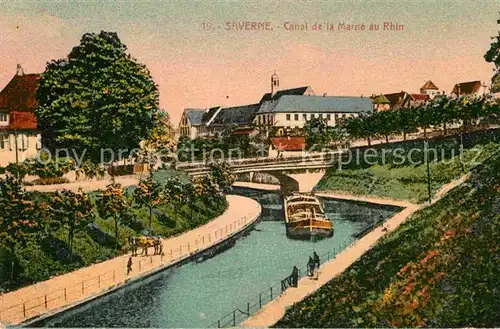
[0,113,8,124]
[0,135,7,149]
[286,114,291,121]
[327,114,331,120]
[303,114,307,120]
[294,114,299,121]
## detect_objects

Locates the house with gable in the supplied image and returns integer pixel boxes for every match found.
[0,65,41,167]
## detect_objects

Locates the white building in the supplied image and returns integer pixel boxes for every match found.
[0,65,41,167]
[254,95,372,136]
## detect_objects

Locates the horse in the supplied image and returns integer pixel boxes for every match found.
[128,236,138,256]
[129,236,163,256]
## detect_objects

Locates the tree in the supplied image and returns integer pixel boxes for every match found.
[134,172,163,228]
[0,177,39,279]
[163,177,186,220]
[210,161,235,193]
[484,12,500,92]
[304,117,331,148]
[97,179,129,249]
[35,31,162,162]
[138,111,176,167]
[51,188,94,260]
[395,108,419,141]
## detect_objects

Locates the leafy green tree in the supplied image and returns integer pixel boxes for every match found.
[372,110,398,143]
[97,179,129,249]
[417,104,435,138]
[163,177,185,220]
[0,177,39,279]
[484,12,500,92]
[304,117,330,148]
[52,189,94,260]
[35,31,162,162]
[395,108,419,141]
[134,172,163,227]
[210,161,235,193]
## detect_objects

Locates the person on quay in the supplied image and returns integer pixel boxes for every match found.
[127,257,133,275]
[291,266,299,287]
[313,251,320,269]
[307,256,315,276]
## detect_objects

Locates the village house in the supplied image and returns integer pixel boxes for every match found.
[374,81,442,111]
[0,65,41,167]
[178,108,205,139]
[451,80,488,97]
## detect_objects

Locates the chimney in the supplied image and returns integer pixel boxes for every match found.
[16,64,24,76]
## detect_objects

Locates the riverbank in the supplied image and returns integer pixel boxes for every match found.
[242,173,469,327]
[0,195,261,326]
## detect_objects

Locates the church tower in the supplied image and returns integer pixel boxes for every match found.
[271,70,280,97]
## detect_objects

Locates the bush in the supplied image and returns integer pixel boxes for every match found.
[5,162,30,180]
[27,177,70,185]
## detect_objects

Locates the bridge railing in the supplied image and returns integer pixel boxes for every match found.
[176,150,345,171]
[206,236,355,328]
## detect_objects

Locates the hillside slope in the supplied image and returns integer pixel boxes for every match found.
[276,151,500,327]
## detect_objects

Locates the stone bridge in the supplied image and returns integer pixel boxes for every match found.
[179,151,345,195]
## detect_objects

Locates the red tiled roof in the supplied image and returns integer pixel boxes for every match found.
[270,137,305,151]
[452,81,482,95]
[0,73,40,131]
[410,94,430,101]
[0,74,40,111]
[384,91,406,106]
[420,80,439,90]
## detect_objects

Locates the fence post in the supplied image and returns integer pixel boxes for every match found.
[98,275,101,288]
[233,309,236,326]
[270,286,273,299]
[218,320,221,328]
[113,270,116,282]
[259,293,262,308]
[45,295,48,309]
[188,242,190,251]
[82,281,85,295]
[64,287,67,301]
[247,302,250,316]
[327,251,330,260]
[150,256,153,264]
[209,234,211,243]
[202,236,205,244]
[23,303,26,318]
[170,248,173,257]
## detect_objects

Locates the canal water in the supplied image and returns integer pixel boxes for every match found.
[35,188,401,328]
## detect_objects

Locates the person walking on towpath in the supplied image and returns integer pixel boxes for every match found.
[313,251,320,269]
[291,266,299,287]
[307,256,315,277]
[127,257,133,275]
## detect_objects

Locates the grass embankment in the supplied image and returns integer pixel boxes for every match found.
[0,168,227,292]
[275,150,500,327]
[316,129,500,203]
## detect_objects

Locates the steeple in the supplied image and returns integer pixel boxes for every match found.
[271,70,279,97]
[16,64,24,76]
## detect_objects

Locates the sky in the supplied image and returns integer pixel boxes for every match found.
[0,0,499,124]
